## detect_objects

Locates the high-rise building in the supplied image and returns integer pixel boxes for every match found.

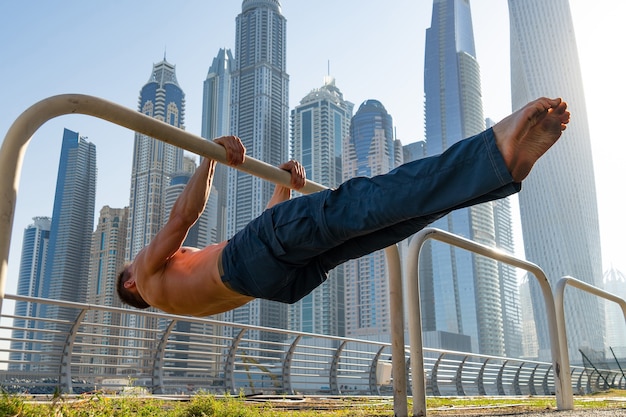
[508,0,604,360]
[40,128,97,366]
[224,0,289,334]
[201,48,235,245]
[124,58,186,368]
[126,57,185,261]
[422,0,517,356]
[9,216,51,371]
[289,75,353,336]
[343,99,401,338]
[81,206,129,375]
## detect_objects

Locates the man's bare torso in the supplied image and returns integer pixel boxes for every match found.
[133,241,253,317]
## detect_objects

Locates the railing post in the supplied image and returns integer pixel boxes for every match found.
[282,335,301,395]
[478,358,490,395]
[153,319,177,394]
[330,341,347,394]
[496,360,509,395]
[60,308,88,394]
[225,329,246,395]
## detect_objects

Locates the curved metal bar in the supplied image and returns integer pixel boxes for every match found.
[60,308,88,393]
[431,353,444,396]
[0,93,409,414]
[496,360,509,395]
[542,365,553,395]
[368,345,386,395]
[528,363,539,395]
[282,335,302,395]
[153,319,178,394]
[511,361,522,395]
[406,227,569,410]
[329,340,347,395]
[455,355,468,396]
[225,329,246,394]
[478,358,490,395]
[554,276,626,404]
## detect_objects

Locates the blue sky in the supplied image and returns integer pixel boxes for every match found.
[1,0,625,298]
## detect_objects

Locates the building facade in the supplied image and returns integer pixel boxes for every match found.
[126,57,185,261]
[40,128,97,366]
[422,0,518,356]
[289,75,353,336]
[224,0,290,335]
[508,0,604,360]
[343,99,401,338]
[9,217,51,371]
[124,58,186,368]
[201,48,235,246]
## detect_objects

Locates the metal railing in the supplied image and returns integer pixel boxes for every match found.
[1,293,622,397]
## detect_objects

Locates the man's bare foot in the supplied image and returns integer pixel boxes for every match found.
[493,97,570,182]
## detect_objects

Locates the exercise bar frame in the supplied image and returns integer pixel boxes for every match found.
[0,94,410,416]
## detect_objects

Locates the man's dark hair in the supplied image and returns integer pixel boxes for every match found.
[116,266,150,309]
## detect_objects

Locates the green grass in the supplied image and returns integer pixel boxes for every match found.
[0,391,624,416]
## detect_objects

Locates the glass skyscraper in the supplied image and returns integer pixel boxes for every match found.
[343,99,402,338]
[9,216,50,371]
[224,0,289,334]
[40,129,97,366]
[289,75,353,336]
[423,0,518,356]
[508,0,604,360]
[126,57,185,261]
[124,58,186,363]
[201,48,234,246]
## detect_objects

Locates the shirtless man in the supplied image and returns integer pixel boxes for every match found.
[117,97,570,317]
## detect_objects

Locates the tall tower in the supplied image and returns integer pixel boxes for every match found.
[224,0,289,332]
[41,129,97,366]
[423,0,513,356]
[343,99,401,338]
[9,217,51,371]
[81,206,129,375]
[201,48,234,245]
[508,0,604,360]
[126,57,185,261]
[289,76,353,336]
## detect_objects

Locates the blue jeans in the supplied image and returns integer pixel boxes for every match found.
[220,128,520,303]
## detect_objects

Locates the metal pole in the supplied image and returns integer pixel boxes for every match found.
[407,228,570,411]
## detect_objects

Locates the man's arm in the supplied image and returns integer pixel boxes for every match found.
[266,160,306,209]
[139,136,245,274]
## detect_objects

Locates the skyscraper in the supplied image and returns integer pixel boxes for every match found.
[289,75,353,336]
[40,128,97,365]
[508,0,604,360]
[9,216,50,371]
[201,48,235,245]
[224,0,289,333]
[82,205,129,375]
[124,58,185,365]
[422,0,516,356]
[126,57,185,261]
[343,99,401,338]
